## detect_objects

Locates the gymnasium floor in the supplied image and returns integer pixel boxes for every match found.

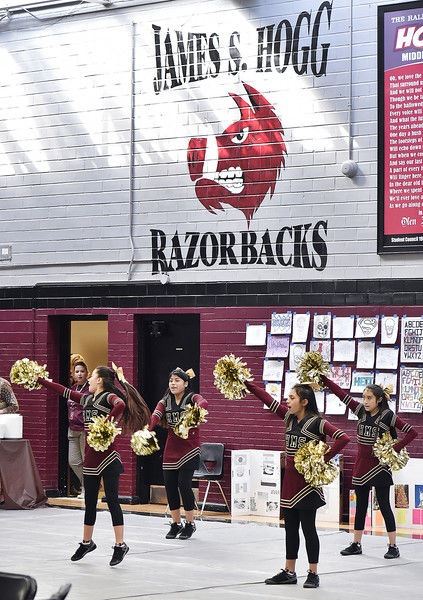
[1,505,422,600]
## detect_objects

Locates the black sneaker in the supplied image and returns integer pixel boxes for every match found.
[178,521,196,540]
[265,569,297,585]
[384,544,400,559]
[303,570,319,588]
[340,541,362,556]
[110,542,129,566]
[166,522,184,539]
[71,540,96,562]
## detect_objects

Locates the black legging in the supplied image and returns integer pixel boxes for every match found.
[83,468,123,527]
[163,467,196,511]
[354,485,396,532]
[283,507,320,564]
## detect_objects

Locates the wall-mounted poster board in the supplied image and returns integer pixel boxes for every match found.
[377,1,423,254]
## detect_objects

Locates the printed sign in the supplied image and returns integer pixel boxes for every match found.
[378,1,423,253]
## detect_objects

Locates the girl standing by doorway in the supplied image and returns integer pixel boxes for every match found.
[149,368,208,540]
[68,361,89,498]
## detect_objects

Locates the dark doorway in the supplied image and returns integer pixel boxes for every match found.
[57,315,108,496]
[137,314,200,503]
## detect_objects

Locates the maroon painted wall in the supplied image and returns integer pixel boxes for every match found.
[1,305,422,517]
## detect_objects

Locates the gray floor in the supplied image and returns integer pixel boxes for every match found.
[1,507,423,600]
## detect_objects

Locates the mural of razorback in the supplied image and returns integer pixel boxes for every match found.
[187,82,287,225]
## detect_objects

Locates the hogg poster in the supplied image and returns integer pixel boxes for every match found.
[378,1,423,253]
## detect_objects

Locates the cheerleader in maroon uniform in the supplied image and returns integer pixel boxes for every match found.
[149,368,208,540]
[245,381,350,588]
[322,376,417,559]
[38,366,150,565]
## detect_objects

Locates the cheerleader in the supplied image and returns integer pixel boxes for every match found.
[245,381,350,588]
[322,376,417,558]
[149,368,208,540]
[38,366,150,565]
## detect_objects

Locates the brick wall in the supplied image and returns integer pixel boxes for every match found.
[1,298,422,519]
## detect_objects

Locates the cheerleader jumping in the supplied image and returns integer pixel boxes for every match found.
[245,381,350,588]
[38,366,150,565]
[149,368,208,540]
[322,376,417,558]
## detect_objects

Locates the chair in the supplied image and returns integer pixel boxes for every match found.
[0,573,71,600]
[0,572,37,600]
[193,443,230,515]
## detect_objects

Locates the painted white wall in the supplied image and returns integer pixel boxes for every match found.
[1,0,422,286]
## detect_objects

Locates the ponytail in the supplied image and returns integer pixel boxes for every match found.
[95,366,151,434]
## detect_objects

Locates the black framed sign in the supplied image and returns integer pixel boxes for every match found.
[378,1,423,254]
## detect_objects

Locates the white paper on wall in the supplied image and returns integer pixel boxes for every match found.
[246,323,266,346]
[262,359,284,381]
[375,346,399,370]
[313,313,331,339]
[325,394,347,415]
[399,366,423,413]
[266,335,290,357]
[329,365,352,389]
[401,316,423,363]
[348,409,359,421]
[292,312,310,343]
[355,316,379,338]
[350,371,374,393]
[356,340,376,369]
[284,371,299,397]
[265,382,282,405]
[289,343,306,371]
[270,312,292,335]
[309,339,331,362]
[333,339,355,362]
[332,315,354,339]
[315,390,325,413]
[375,371,398,394]
[381,314,399,344]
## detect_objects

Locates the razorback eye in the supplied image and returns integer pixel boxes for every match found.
[231,127,249,144]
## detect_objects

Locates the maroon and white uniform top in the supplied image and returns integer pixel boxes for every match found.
[39,378,125,477]
[67,381,89,431]
[149,391,208,470]
[323,376,418,487]
[246,381,350,509]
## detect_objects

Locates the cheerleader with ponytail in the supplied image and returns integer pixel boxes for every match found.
[321,375,417,559]
[36,365,150,566]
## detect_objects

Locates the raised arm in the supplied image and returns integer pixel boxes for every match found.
[322,375,362,413]
[320,419,350,461]
[149,398,166,430]
[391,414,418,452]
[38,377,86,403]
[245,381,288,420]
[193,394,208,409]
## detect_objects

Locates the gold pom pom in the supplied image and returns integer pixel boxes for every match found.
[131,426,160,456]
[213,354,252,400]
[373,432,409,472]
[419,385,423,406]
[174,403,208,439]
[294,440,339,487]
[296,351,330,389]
[86,415,122,452]
[10,358,49,391]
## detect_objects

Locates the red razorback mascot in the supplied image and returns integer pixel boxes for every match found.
[187,82,287,225]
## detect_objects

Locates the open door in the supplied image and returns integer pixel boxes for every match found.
[58,316,108,496]
[137,314,200,503]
